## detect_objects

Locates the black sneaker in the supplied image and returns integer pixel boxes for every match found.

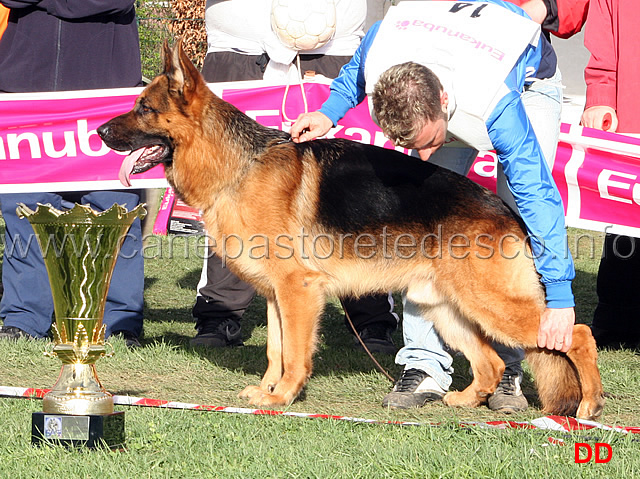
[0,325,33,340]
[487,369,528,414]
[382,368,446,409]
[353,324,397,355]
[111,330,142,349]
[190,318,243,348]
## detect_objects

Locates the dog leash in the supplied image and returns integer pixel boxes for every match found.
[340,299,396,384]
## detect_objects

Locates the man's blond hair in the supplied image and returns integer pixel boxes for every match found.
[371,62,445,148]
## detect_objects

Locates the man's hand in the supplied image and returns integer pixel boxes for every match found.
[581,105,618,132]
[537,307,575,353]
[290,112,333,143]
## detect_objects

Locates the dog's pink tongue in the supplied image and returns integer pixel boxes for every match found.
[119,149,145,187]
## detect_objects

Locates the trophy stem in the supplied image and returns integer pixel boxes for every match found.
[43,341,114,415]
[43,361,114,415]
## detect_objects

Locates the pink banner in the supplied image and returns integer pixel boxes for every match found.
[2,81,639,236]
[555,123,640,237]
[0,88,166,192]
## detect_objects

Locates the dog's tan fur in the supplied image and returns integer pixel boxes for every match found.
[98,41,605,419]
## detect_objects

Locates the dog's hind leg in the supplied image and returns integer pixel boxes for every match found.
[493,306,604,419]
[481,291,604,419]
[437,312,505,408]
[527,324,604,420]
[407,283,504,408]
[568,325,605,420]
[240,271,326,407]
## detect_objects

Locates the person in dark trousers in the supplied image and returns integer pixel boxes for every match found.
[0,0,145,349]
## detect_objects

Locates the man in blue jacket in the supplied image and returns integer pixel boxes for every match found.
[291,0,574,413]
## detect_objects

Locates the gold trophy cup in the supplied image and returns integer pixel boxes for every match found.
[18,202,146,448]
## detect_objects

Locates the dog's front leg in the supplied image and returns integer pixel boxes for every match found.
[240,272,325,407]
[239,299,283,400]
[261,300,284,390]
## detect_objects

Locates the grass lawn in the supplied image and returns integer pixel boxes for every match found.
[0,217,638,478]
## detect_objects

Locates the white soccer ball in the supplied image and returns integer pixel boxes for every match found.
[271,0,337,51]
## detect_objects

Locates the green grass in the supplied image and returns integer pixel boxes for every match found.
[0,223,638,478]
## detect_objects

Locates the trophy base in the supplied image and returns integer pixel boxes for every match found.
[32,411,125,449]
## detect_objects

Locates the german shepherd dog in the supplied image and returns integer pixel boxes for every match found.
[98,40,604,419]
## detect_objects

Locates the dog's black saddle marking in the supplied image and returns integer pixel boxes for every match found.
[298,139,510,234]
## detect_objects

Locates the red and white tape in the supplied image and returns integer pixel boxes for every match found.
[2,385,638,436]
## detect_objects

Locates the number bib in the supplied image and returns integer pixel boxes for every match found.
[365,1,540,149]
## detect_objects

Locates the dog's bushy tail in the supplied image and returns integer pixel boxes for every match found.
[525,348,581,416]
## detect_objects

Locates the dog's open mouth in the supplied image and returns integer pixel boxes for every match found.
[119,145,169,187]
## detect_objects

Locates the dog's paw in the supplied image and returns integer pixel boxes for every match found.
[238,385,265,401]
[442,390,482,408]
[576,395,606,421]
[238,386,292,407]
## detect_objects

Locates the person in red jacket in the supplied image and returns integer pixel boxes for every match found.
[580,0,640,349]
[508,0,588,40]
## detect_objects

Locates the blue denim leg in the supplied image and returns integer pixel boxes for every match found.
[396,147,476,391]
[492,342,524,371]
[522,67,563,170]
[426,146,478,175]
[0,192,64,337]
[395,295,454,391]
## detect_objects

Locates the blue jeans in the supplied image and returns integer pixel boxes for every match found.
[0,190,144,338]
[396,69,563,390]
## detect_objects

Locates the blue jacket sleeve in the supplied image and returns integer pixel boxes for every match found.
[318,22,381,125]
[486,71,575,308]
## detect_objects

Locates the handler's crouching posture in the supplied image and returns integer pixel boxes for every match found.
[291,0,578,413]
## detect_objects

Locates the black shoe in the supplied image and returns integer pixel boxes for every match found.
[353,324,397,355]
[0,325,32,340]
[382,368,446,409]
[111,330,142,349]
[190,318,243,348]
[487,368,528,414]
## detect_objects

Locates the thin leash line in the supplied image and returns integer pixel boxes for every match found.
[340,298,396,384]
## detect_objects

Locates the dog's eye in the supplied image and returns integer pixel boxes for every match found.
[140,104,156,114]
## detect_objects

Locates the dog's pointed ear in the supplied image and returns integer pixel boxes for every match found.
[162,39,175,77]
[163,37,205,103]
[163,38,185,95]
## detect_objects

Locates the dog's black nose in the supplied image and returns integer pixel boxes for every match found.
[97,123,110,140]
